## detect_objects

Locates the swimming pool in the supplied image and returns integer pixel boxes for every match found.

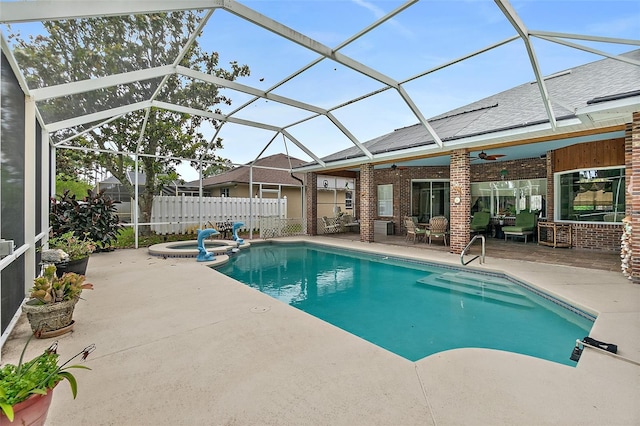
[214,242,594,365]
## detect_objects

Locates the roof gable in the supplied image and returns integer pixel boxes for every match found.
[192,153,305,187]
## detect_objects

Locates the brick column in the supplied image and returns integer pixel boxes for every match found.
[360,163,375,243]
[305,172,318,236]
[449,149,470,254]
[546,151,554,220]
[629,112,640,284]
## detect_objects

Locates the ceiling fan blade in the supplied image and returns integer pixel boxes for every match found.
[485,154,506,160]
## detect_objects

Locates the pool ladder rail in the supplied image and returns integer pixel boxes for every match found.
[461,234,485,266]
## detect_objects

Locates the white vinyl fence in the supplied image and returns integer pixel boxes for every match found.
[150,195,287,235]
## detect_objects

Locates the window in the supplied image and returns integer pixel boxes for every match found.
[556,167,625,222]
[377,184,393,217]
[220,188,230,197]
[471,178,546,217]
[345,191,353,209]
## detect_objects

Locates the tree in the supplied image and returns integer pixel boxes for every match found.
[10,12,250,233]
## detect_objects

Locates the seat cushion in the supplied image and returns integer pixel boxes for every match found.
[502,226,533,233]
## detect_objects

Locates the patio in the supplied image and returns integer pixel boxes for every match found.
[2,237,638,425]
[327,231,622,272]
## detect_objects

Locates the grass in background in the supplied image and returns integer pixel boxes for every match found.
[114,227,252,249]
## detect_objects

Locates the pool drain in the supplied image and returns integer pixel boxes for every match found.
[250,306,271,313]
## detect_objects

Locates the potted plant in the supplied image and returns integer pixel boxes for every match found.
[0,337,95,425]
[21,265,93,338]
[44,232,95,277]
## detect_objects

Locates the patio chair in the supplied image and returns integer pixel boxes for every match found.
[470,211,490,234]
[502,211,536,243]
[405,217,427,243]
[321,216,341,234]
[426,216,448,245]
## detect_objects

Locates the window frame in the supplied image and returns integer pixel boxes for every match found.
[377,184,393,217]
[554,166,625,223]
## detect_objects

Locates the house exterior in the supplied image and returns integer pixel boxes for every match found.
[191,153,306,219]
[298,50,640,273]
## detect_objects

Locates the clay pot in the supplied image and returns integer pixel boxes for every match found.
[0,390,54,426]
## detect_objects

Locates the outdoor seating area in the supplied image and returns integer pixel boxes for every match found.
[502,211,537,243]
[321,215,360,234]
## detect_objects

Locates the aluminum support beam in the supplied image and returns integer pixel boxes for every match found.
[494,0,557,130]
[0,0,223,23]
[30,65,175,102]
[532,35,640,67]
[46,100,152,132]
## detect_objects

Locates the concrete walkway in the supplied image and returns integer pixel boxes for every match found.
[2,236,639,425]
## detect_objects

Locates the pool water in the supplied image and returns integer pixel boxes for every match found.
[214,243,594,365]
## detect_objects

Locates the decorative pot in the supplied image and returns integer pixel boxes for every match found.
[0,389,54,426]
[54,256,89,277]
[22,298,79,335]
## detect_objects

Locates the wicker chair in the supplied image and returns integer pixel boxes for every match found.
[426,216,449,245]
[405,217,427,243]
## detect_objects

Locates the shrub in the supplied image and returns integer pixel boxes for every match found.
[50,189,123,250]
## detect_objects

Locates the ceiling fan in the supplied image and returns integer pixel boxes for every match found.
[473,151,506,161]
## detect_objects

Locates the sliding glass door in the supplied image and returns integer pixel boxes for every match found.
[411,180,450,223]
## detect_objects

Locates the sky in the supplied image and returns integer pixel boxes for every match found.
[3,0,640,181]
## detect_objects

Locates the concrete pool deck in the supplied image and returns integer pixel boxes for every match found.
[2,236,639,425]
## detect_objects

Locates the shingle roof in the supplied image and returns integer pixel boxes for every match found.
[316,49,640,164]
[191,153,305,187]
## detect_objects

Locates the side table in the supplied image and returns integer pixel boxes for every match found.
[538,222,572,248]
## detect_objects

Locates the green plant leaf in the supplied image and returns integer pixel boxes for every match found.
[0,402,14,422]
[58,372,78,398]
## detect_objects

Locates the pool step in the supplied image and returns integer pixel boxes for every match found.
[416,273,535,308]
[436,272,528,297]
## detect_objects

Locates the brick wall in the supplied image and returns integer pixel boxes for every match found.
[546,152,554,220]
[630,112,640,283]
[305,172,318,235]
[450,149,470,254]
[471,157,547,181]
[360,164,375,242]
[572,223,623,251]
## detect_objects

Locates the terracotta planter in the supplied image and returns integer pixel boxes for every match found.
[0,390,54,426]
[22,298,79,335]
[54,256,89,277]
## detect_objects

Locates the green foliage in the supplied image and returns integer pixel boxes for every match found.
[50,189,123,249]
[47,232,96,261]
[0,338,94,422]
[55,177,92,198]
[201,159,233,178]
[29,264,94,305]
[10,12,250,229]
[113,227,196,248]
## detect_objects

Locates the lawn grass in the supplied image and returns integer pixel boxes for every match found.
[114,227,251,249]
[114,227,199,249]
